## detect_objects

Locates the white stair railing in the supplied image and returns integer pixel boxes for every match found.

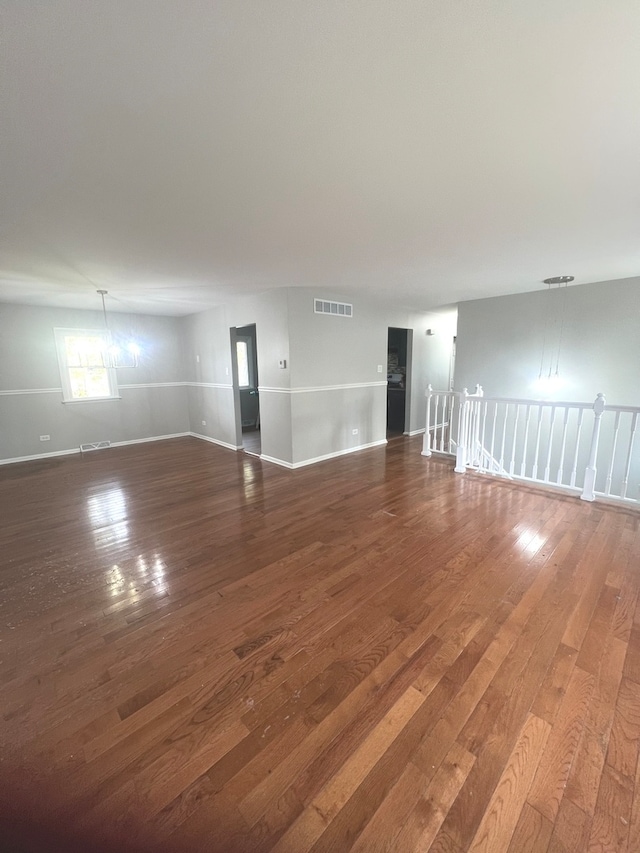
[423,387,640,508]
[421,386,462,459]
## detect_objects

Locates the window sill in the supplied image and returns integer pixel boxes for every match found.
[61,396,122,404]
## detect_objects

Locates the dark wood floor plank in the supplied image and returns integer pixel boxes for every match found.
[1,436,638,852]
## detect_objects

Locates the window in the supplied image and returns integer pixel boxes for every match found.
[236,336,255,389]
[54,329,119,402]
[236,340,250,388]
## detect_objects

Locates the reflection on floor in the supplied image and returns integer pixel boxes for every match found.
[2,436,638,852]
[242,428,261,456]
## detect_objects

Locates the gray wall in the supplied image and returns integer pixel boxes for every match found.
[180,287,457,467]
[180,290,294,462]
[287,289,456,464]
[455,277,640,406]
[181,305,239,450]
[0,303,189,462]
[1,289,457,467]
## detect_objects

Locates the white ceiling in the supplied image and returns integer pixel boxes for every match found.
[2,1,640,316]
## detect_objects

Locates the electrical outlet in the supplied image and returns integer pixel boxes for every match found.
[201,420,206,426]
[39,435,50,441]
[196,354,200,363]
[278,359,287,369]
[377,365,383,373]
[352,428,358,435]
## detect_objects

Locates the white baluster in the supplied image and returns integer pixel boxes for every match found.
[581,393,606,502]
[543,406,557,483]
[488,401,498,472]
[421,385,432,457]
[479,400,488,471]
[499,403,508,474]
[531,405,544,481]
[556,407,570,485]
[510,405,520,477]
[570,409,584,488]
[454,391,469,473]
[521,405,532,478]
[620,411,637,499]
[604,411,621,496]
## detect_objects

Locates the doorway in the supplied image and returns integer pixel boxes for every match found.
[232,324,261,456]
[386,327,411,437]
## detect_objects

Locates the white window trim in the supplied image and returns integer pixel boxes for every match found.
[236,335,256,390]
[54,328,120,403]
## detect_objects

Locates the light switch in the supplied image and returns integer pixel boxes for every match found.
[279,359,287,369]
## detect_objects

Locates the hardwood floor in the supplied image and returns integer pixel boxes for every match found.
[1,436,639,852]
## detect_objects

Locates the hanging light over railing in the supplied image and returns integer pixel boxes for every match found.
[535,275,574,394]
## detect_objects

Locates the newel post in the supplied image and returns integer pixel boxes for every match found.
[581,393,606,502]
[454,389,469,473]
[421,385,433,457]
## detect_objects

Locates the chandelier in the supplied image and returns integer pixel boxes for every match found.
[97,290,140,369]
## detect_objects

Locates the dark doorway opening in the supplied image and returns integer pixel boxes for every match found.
[387,327,410,438]
[235,324,261,456]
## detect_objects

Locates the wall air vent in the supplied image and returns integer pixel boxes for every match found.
[80,440,111,453]
[314,299,353,318]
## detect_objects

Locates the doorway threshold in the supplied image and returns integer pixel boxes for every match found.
[242,429,261,456]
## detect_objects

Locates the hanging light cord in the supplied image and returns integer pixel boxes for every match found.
[538,283,552,379]
[98,289,110,331]
[554,282,568,377]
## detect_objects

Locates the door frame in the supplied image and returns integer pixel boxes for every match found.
[230,323,260,449]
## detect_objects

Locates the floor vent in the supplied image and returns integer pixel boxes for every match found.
[314,298,353,318]
[80,441,112,453]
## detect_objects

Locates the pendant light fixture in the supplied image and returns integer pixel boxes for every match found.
[97,289,140,368]
[536,275,574,393]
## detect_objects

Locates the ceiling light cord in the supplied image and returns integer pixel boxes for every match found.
[98,289,110,331]
[95,289,140,368]
[538,283,552,380]
[555,282,569,377]
[540,275,574,383]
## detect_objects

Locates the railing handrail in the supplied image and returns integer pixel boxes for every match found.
[426,388,640,415]
[423,386,639,508]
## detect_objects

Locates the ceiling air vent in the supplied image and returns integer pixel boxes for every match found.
[314,298,353,318]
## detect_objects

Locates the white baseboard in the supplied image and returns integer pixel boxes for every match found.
[111,432,190,448]
[405,428,426,436]
[190,432,242,451]
[0,432,191,466]
[1,434,386,469]
[0,448,81,466]
[259,454,294,469]
[285,438,388,470]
